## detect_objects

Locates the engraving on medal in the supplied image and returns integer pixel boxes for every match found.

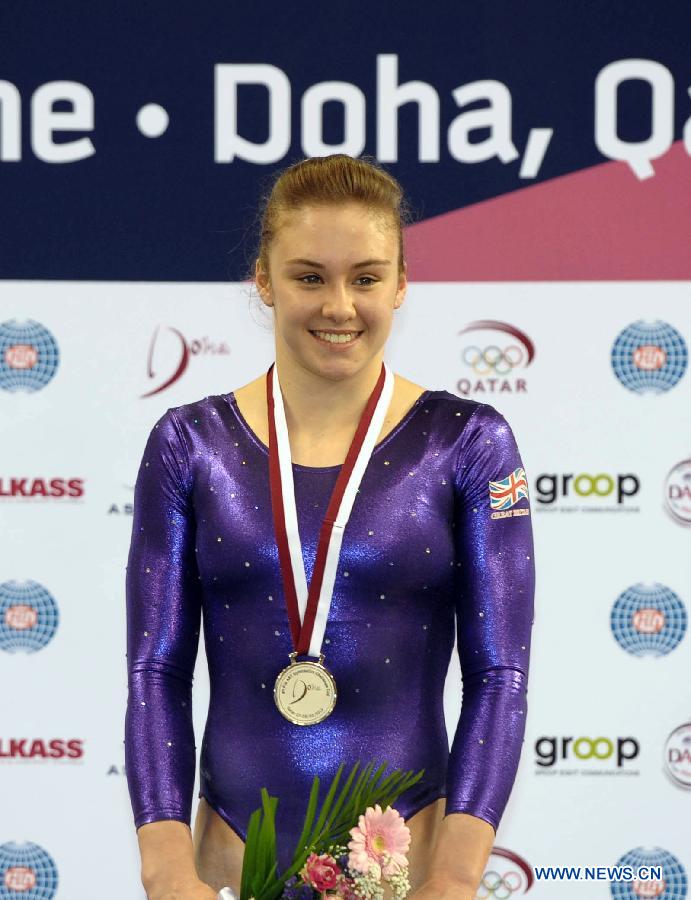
[274,653,337,725]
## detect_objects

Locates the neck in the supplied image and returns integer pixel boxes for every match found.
[274,350,385,440]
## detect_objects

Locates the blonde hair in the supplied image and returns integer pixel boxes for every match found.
[255,154,410,276]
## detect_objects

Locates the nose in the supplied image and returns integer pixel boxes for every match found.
[320,281,357,323]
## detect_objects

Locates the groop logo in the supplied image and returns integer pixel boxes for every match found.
[610,847,687,899]
[0,581,60,653]
[665,459,691,526]
[0,320,60,394]
[611,320,687,394]
[457,320,535,397]
[610,582,687,658]
[534,735,640,773]
[0,842,58,899]
[533,471,640,511]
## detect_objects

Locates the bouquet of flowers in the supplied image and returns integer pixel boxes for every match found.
[222,760,424,900]
[283,801,413,899]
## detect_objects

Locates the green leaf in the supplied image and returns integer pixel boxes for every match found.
[305,763,343,848]
[240,808,263,900]
[291,773,320,858]
[317,759,361,838]
[252,790,277,892]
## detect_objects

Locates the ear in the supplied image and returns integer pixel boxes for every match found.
[394,261,408,309]
[255,259,273,307]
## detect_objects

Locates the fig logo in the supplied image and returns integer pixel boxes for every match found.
[5,866,35,891]
[457,320,534,397]
[610,583,686,658]
[631,607,664,634]
[5,605,38,631]
[664,723,691,789]
[0,581,59,653]
[142,325,230,397]
[611,320,687,394]
[664,459,691,526]
[610,847,686,899]
[0,842,58,898]
[0,320,60,393]
[633,345,666,370]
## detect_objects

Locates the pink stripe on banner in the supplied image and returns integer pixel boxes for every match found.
[404,140,691,281]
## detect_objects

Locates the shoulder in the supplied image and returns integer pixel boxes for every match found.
[420,392,524,479]
[162,393,229,426]
[421,389,507,435]
[165,371,266,427]
[393,373,502,429]
[147,393,233,458]
[392,371,501,423]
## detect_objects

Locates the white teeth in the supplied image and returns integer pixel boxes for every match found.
[312,331,359,344]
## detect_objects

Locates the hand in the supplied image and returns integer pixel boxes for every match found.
[408,877,476,900]
[146,879,219,900]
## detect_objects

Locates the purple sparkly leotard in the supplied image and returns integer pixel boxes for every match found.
[125,387,535,870]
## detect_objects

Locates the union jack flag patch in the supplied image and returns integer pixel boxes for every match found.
[489,467,529,511]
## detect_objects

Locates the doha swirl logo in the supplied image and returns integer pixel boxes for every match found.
[0,841,58,898]
[0,320,60,393]
[610,582,687,657]
[0,581,59,653]
[610,847,687,899]
[611,320,687,394]
[142,325,230,397]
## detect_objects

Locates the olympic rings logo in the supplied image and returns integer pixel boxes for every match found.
[462,345,525,375]
[476,869,524,898]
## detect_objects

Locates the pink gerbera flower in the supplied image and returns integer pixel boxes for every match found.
[347,803,411,878]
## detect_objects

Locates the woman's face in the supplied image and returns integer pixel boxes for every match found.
[256,202,407,382]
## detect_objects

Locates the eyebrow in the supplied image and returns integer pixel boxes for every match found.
[284,258,392,268]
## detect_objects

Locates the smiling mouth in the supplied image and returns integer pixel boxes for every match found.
[309,330,363,345]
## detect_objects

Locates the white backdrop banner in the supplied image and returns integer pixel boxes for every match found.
[1,281,689,897]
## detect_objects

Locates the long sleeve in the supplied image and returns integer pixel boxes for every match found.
[445,403,535,831]
[124,408,203,829]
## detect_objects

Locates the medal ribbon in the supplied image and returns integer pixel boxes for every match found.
[267,360,394,657]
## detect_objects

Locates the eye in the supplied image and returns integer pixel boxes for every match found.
[299,273,322,285]
[355,276,378,286]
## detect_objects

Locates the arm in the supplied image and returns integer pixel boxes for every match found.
[421,812,495,898]
[424,404,536,895]
[137,821,205,898]
[125,409,208,897]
